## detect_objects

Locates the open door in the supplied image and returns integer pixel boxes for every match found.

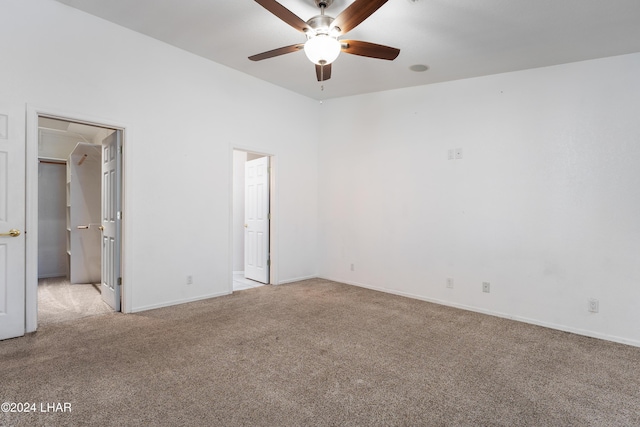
[100,131,121,311]
[244,156,269,284]
[0,114,26,340]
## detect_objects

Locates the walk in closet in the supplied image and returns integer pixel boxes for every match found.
[66,142,101,283]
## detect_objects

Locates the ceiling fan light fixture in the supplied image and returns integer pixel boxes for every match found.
[304,35,341,65]
[250,0,400,81]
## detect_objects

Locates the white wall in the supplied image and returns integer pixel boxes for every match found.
[37,163,67,278]
[318,53,640,346]
[3,0,318,313]
[232,150,247,272]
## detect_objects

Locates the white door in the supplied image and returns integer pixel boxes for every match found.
[101,131,121,311]
[244,156,269,283]
[0,113,26,340]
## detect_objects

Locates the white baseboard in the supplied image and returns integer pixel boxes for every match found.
[37,273,67,279]
[319,275,640,349]
[277,275,319,285]
[130,290,232,313]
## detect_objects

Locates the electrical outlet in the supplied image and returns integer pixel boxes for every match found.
[350,263,355,272]
[448,149,454,160]
[588,298,599,313]
[482,281,490,293]
[446,277,454,289]
[186,275,193,285]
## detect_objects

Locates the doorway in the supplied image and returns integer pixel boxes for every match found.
[32,115,123,326]
[232,149,274,291]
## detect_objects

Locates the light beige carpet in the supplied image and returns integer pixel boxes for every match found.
[2,279,640,426]
[38,277,113,325]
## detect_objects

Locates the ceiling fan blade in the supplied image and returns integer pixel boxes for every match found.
[315,63,332,81]
[341,40,400,60]
[331,0,389,35]
[249,44,305,61]
[254,0,311,33]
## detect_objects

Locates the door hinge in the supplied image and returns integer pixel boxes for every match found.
[117,277,122,286]
[268,213,271,220]
[117,211,122,220]
[267,259,270,267]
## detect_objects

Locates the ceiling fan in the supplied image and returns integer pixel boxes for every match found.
[249,0,400,82]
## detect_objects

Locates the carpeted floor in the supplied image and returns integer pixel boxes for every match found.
[37,277,113,325]
[2,279,639,426]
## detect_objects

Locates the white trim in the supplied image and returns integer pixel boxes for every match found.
[37,273,67,279]
[25,107,39,333]
[268,155,278,287]
[26,104,131,333]
[277,275,318,285]
[131,291,232,313]
[228,147,236,294]
[320,276,640,349]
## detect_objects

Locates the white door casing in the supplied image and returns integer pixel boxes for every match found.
[101,131,122,311]
[0,113,26,340]
[244,156,269,284]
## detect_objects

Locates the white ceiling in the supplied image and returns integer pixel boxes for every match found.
[39,117,108,142]
[55,0,640,100]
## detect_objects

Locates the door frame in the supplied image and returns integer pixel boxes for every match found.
[26,105,129,332]
[230,147,278,290]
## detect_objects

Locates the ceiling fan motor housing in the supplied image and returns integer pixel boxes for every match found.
[306,15,335,37]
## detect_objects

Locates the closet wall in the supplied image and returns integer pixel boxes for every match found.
[37,129,83,278]
[37,162,67,278]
